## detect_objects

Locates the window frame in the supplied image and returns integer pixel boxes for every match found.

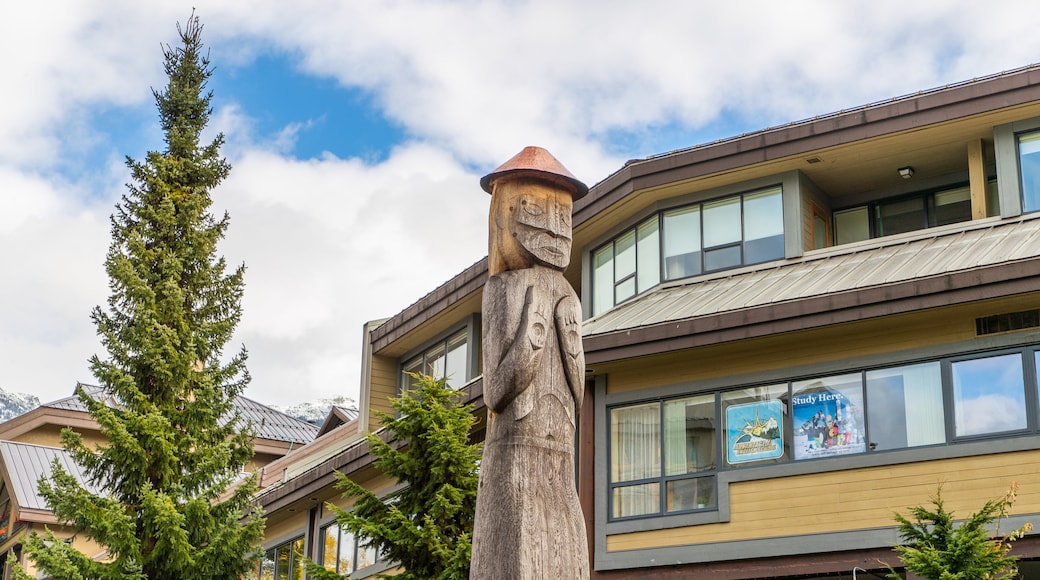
[258,535,305,580]
[590,184,786,318]
[994,116,1040,218]
[604,341,1040,523]
[318,521,379,576]
[831,182,973,244]
[397,315,480,396]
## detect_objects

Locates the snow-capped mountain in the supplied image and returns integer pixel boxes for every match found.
[273,396,358,426]
[0,387,41,422]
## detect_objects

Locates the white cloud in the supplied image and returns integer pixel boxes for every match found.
[8,0,1040,407]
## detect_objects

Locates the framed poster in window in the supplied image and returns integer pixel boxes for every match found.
[725,400,783,464]
[792,374,865,460]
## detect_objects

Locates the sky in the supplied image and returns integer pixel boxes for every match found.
[5,1,1040,410]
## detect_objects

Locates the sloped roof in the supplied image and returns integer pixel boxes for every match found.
[0,441,99,512]
[316,405,360,438]
[234,396,319,444]
[44,385,318,445]
[584,214,1040,337]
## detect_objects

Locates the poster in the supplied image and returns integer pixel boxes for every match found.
[726,400,784,464]
[792,387,865,460]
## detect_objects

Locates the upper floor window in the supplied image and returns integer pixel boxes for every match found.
[833,185,972,245]
[591,186,784,317]
[1019,130,1040,213]
[400,325,476,394]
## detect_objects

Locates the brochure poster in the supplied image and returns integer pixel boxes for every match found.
[726,400,784,464]
[792,388,865,460]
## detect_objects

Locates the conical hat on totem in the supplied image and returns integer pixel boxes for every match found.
[480,146,588,199]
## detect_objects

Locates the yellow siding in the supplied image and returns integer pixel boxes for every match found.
[605,293,1040,395]
[368,355,398,427]
[608,450,1040,552]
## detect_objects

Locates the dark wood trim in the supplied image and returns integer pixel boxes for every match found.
[576,67,1040,226]
[579,382,596,575]
[584,257,1040,364]
[370,257,487,353]
[368,67,1040,349]
[256,379,485,513]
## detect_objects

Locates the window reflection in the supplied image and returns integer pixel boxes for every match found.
[952,353,1026,437]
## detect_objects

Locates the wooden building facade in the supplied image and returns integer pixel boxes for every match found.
[260,65,1040,579]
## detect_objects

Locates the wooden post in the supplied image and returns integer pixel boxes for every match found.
[968,139,988,219]
[471,147,591,579]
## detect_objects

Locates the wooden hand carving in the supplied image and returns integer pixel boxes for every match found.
[554,293,585,406]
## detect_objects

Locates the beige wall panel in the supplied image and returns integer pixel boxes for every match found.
[368,355,398,427]
[603,293,1040,396]
[263,511,309,545]
[607,451,1040,552]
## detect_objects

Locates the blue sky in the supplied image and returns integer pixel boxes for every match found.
[4,1,1040,409]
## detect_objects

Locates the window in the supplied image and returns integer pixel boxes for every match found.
[400,328,472,393]
[723,384,788,466]
[792,373,865,460]
[593,217,660,315]
[1019,130,1040,213]
[951,352,1027,437]
[592,186,784,317]
[606,344,1040,522]
[259,536,305,580]
[833,185,972,244]
[865,362,945,450]
[609,396,719,520]
[320,522,378,576]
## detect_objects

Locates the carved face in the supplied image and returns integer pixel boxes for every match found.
[491,178,573,272]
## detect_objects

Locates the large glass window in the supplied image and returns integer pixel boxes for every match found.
[593,186,784,317]
[1019,130,1040,213]
[259,536,305,580]
[607,344,1040,524]
[723,384,788,466]
[609,396,718,519]
[320,522,378,576]
[400,328,472,393]
[792,373,865,460]
[951,353,1027,437]
[662,206,701,281]
[865,362,945,451]
[594,217,661,317]
[833,185,972,245]
[610,402,660,518]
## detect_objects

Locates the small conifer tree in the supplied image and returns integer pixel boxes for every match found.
[887,482,1032,580]
[305,374,481,580]
[18,13,263,579]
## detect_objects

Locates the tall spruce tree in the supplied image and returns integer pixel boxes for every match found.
[304,374,481,580]
[18,13,263,580]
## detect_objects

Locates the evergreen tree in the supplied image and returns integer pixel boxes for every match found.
[18,13,263,580]
[305,374,481,580]
[887,482,1033,580]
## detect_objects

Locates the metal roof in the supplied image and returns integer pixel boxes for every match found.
[0,441,99,511]
[233,396,318,444]
[43,385,318,445]
[583,215,1040,337]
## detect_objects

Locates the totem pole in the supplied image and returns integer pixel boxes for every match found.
[470,146,589,579]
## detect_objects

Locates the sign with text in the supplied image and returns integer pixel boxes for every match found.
[792,387,865,460]
[726,400,784,464]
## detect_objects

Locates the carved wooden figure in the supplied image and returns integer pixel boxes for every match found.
[471,147,590,579]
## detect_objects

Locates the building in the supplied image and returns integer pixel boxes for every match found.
[0,385,318,579]
[200,64,1040,578]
